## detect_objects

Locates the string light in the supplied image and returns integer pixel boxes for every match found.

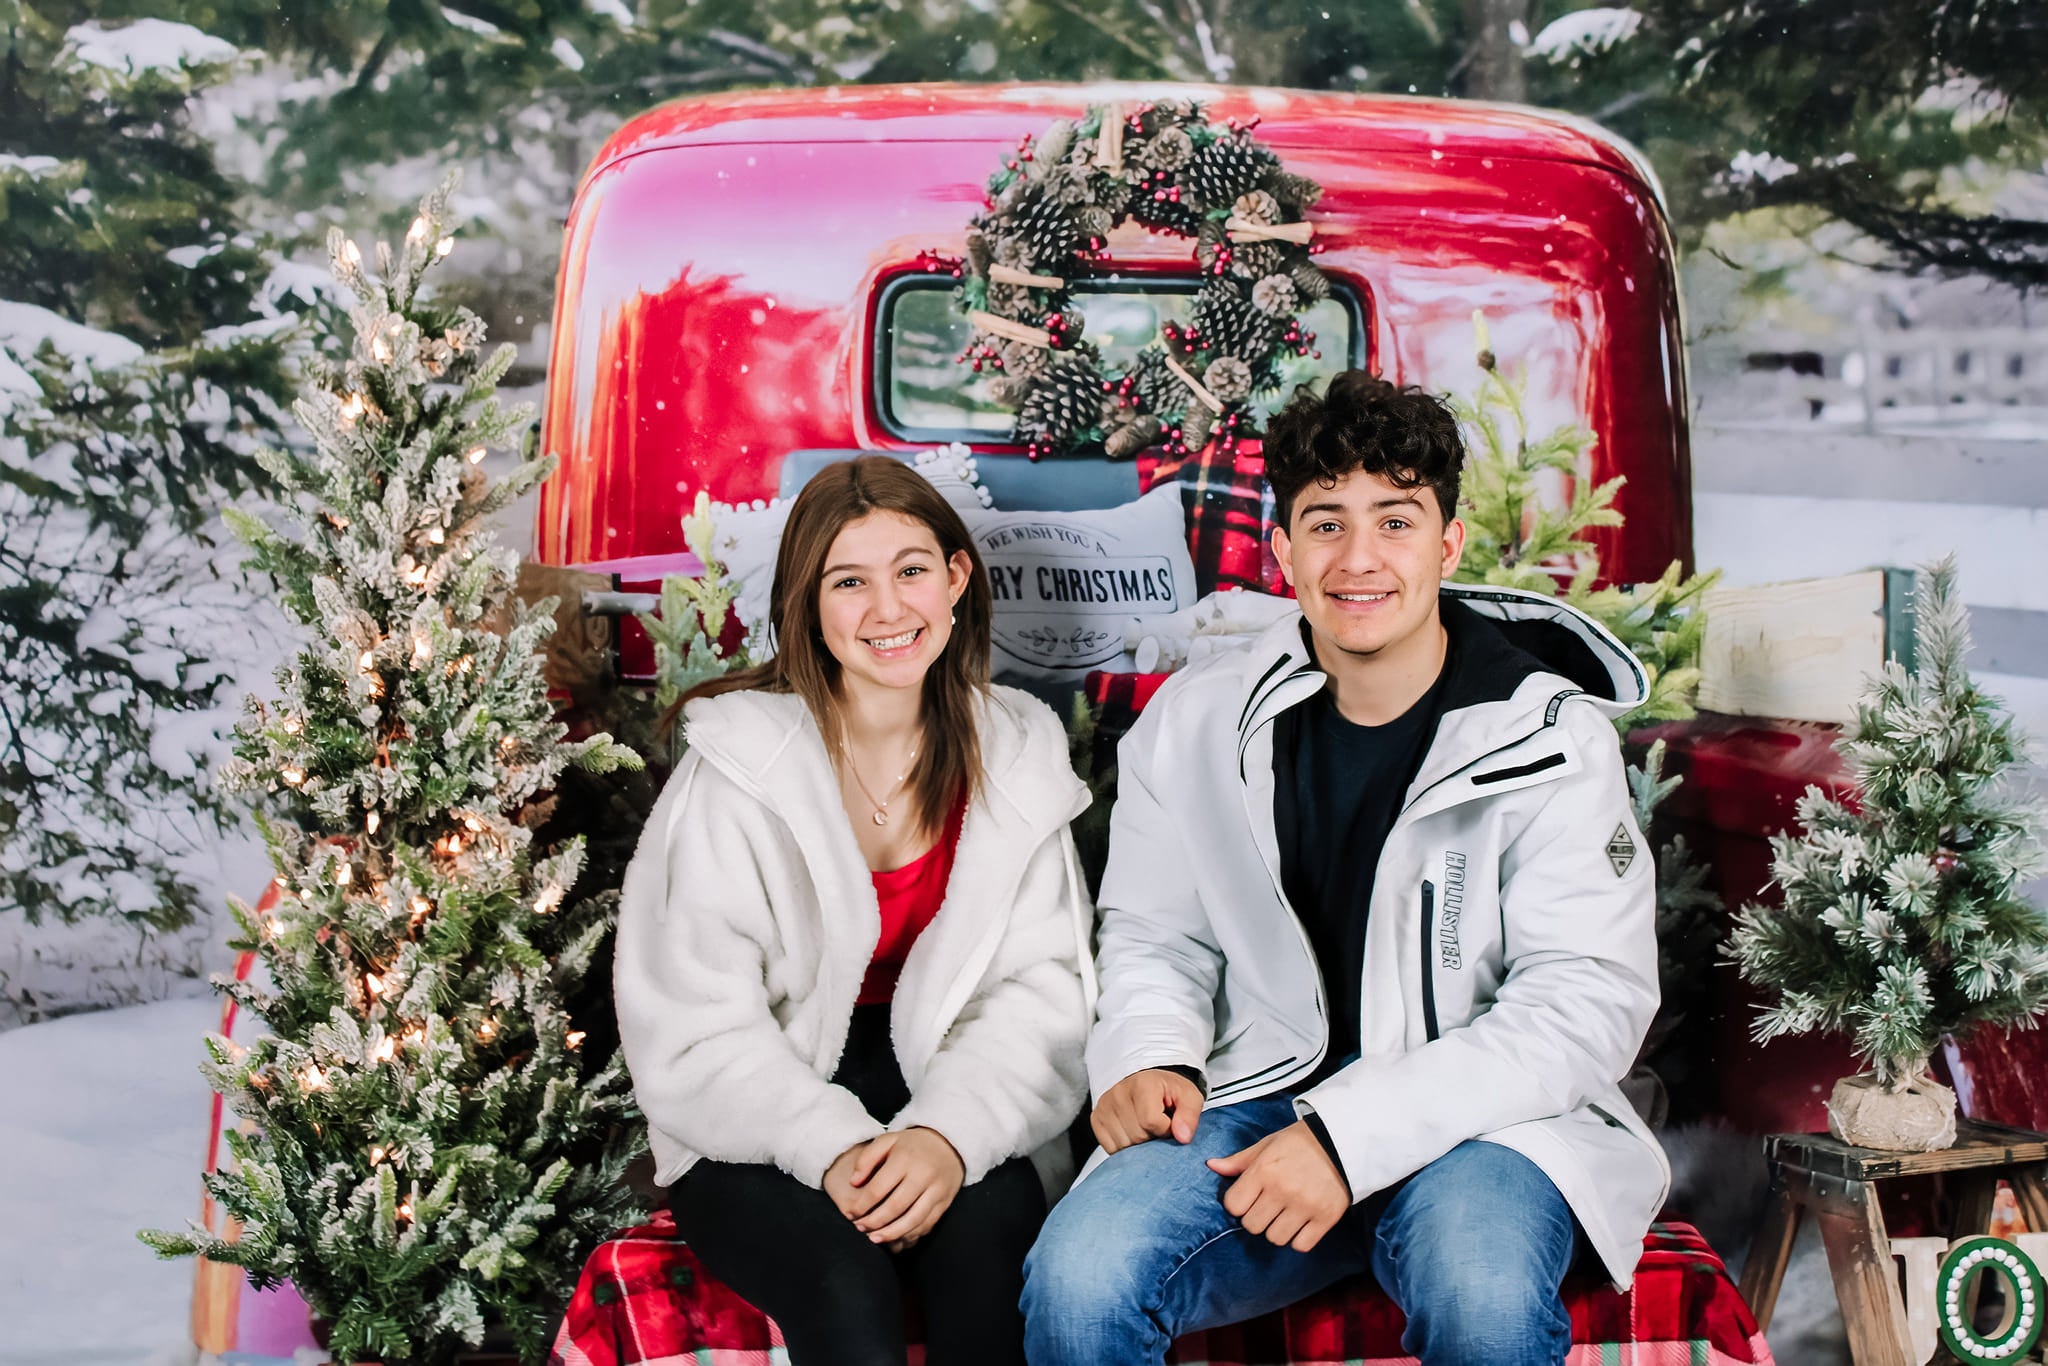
[463,815,483,833]
[358,649,375,673]
[411,633,433,666]
[397,1199,416,1223]
[534,886,562,915]
[365,972,385,997]
[435,237,455,258]
[428,526,445,545]
[565,1031,586,1052]
[409,895,431,918]
[464,445,487,465]
[340,239,361,266]
[281,766,305,787]
[477,1017,497,1043]
[369,1145,388,1164]
[339,392,367,427]
[405,564,428,587]
[371,334,392,364]
[366,810,381,835]
[370,1037,397,1063]
[406,216,428,244]
[300,1064,327,1091]
[282,716,302,735]
[334,862,353,887]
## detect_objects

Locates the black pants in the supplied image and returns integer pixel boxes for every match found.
[667,1004,1046,1366]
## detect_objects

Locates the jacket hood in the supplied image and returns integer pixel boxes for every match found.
[1438,584,1648,719]
[680,684,1088,834]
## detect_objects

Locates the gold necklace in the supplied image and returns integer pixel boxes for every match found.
[840,722,920,828]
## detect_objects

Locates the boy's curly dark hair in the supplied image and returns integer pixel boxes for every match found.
[1262,370,1464,529]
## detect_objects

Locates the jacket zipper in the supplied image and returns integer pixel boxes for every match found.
[1236,777,1329,1098]
[1419,880,1440,1042]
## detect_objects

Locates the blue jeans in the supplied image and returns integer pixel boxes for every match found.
[1021,1095,1578,1366]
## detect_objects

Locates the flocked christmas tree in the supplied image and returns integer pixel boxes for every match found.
[1730,557,2048,1108]
[141,179,646,1364]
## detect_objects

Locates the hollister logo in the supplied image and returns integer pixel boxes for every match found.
[1439,851,1467,969]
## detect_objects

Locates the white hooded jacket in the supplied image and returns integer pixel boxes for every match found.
[1086,585,1670,1288]
[615,685,1095,1192]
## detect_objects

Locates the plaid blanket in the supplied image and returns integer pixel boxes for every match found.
[547,1216,1772,1366]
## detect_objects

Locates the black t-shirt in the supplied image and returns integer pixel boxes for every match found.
[1274,637,1452,1088]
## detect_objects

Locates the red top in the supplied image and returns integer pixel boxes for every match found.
[857,795,968,1006]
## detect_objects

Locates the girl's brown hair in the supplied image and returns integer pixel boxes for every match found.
[670,456,993,837]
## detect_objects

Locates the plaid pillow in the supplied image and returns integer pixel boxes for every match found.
[1137,440,1285,597]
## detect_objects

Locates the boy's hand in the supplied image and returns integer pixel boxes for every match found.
[1092,1068,1205,1153]
[1207,1120,1351,1252]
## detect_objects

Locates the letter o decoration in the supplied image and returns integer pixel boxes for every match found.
[1936,1235,2043,1364]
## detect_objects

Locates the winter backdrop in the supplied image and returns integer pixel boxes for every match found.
[2,1,2044,1363]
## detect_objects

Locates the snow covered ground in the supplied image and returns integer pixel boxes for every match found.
[0,996,220,1366]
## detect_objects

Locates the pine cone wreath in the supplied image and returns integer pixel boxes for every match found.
[1000,339,1051,378]
[1142,126,1196,171]
[1203,356,1254,404]
[1191,288,1278,357]
[1046,165,1092,207]
[1076,204,1114,242]
[1130,349,1193,414]
[1009,188,1086,269]
[1228,240,1285,281]
[1136,191,1203,236]
[1250,273,1299,318]
[1017,353,1109,445]
[1288,259,1332,303]
[1184,135,1274,212]
[1037,118,1077,168]
[985,282,1030,315]
[1268,170,1324,210]
[1104,413,1163,460]
[1233,190,1280,225]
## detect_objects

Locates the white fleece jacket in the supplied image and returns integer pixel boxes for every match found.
[614,684,1095,1191]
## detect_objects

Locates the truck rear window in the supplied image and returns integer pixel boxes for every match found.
[877,275,1366,444]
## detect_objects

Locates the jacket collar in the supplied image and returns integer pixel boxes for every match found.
[1234,584,1646,793]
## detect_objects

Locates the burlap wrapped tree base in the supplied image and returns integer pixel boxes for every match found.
[1826,1071,1958,1151]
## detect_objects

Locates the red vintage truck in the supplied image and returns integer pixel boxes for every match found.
[533,79,2045,1157]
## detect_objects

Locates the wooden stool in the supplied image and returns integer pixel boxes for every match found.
[1740,1119,2048,1366]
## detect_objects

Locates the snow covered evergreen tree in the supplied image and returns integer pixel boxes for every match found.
[0,7,303,928]
[140,181,645,1365]
[1730,557,2048,1088]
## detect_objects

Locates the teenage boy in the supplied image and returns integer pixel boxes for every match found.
[1022,372,1668,1366]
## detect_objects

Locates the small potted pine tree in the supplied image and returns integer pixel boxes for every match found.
[1729,557,2048,1150]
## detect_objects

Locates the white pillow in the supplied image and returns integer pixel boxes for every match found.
[973,484,1197,682]
[702,461,1197,685]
